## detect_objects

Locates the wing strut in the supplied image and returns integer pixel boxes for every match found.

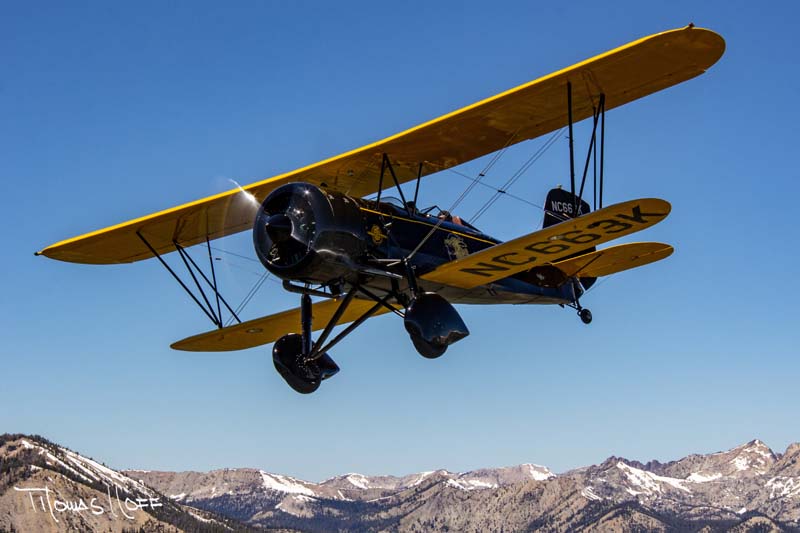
[568,81,577,206]
[566,83,606,213]
[136,231,242,328]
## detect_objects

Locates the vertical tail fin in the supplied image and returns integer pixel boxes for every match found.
[542,187,591,228]
[542,187,595,290]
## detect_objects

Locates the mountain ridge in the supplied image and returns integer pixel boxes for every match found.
[2,433,799,532]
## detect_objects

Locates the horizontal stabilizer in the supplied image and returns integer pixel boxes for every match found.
[551,242,673,278]
[420,198,670,289]
[172,297,398,352]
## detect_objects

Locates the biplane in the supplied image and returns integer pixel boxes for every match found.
[37,26,724,393]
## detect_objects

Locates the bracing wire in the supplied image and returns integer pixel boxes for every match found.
[470,128,564,223]
[226,271,271,326]
[446,168,543,210]
[201,244,278,326]
[209,246,259,264]
[209,245,280,282]
[404,130,521,261]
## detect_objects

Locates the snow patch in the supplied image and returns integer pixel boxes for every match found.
[445,478,497,491]
[766,477,800,499]
[63,449,153,496]
[750,442,773,458]
[260,471,315,496]
[410,471,435,486]
[44,452,93,483]
[616,462,691,496]
[687,472,723,483]
[445,479,471,491]
[731,456,750,471]
[581,486,602,501]
[459,478,498,489]
[524,463,555,481]
[345,474,370,489]
[171,493,187,500]
[22,440,152,497]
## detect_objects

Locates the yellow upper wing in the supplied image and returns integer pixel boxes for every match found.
[421,199,670,289]
[37,26,723,265]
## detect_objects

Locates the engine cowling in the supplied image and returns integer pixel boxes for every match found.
[253,183,367,284]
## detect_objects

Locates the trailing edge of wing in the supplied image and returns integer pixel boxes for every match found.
[551,242,674,278]
[420,198,671,290]
[37,26,722,265]
[171,297,397,352]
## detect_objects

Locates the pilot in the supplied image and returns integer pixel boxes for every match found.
[438,210,465,226]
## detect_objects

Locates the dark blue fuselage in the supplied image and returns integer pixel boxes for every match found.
[355,198,580,306]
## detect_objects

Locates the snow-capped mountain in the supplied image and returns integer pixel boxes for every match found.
[0,434,256,532]
[124,462,557,526]
[125,438,800,531]
[129,463,556,504]
[4,433,800,532]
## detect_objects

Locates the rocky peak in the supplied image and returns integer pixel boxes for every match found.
[0,434,249,532]
[456,463,555,489]
[772,443,800,477]
[726,439,777,474]
[654,439,777,482]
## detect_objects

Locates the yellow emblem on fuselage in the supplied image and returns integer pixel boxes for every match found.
[444,234,469,260]
[368,224,387,245]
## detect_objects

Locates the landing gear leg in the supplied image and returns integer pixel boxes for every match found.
[568,278,592,325]
[568,299,592,324]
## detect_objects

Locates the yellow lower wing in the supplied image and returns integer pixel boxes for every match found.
[551,242,673,278]
[172,297,397,352]
[421,198,670,289]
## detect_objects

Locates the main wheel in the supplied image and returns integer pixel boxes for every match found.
[409,332,448,359]
[272,334,341,394]
[273,334,320,394]
[579,308,593,325]
[403,292,468,359]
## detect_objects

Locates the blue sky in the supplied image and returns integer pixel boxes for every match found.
[2,1,799,480]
